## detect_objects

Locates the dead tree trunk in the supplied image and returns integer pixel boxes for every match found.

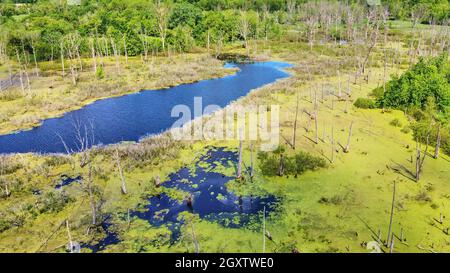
[387,181,396,248]
[90,38,97,75]
[250,143,254,178]
[293,92,299,149]
[237,132,243,179]
[66,220,75,253]
[111,37,120,74]
[416,131,430,181]
[31,40,39,77]
[343,121,354,153]
[434,124,441,159]
[115,148,127,194]
[331,125,335,163]
[191,221,200,253]
[314,111,319,144]
[415,142,421,181]
[15,49,25,94]
[60,41,65,77]
[123,34,128,65]
[87,164,97,226]
[389,235,395,253]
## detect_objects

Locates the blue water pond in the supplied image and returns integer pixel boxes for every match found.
[0,61,291,154]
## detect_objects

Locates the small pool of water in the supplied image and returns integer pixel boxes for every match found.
[55,174,82,189]
[131,147,278,241]
[82,216,120,253]
[80,147,278,252]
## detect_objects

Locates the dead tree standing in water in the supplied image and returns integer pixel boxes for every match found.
[330,125,335,163]
[87,163,97,226]
[250,143,254,178]
[314,111,319,144]
[343,121,354,153]
[386,180,396,248]
[237,130,244,180]
[416,129,431,181]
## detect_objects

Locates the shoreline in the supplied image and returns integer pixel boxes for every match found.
[0,61,238,136]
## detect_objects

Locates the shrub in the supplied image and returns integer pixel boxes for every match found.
[0,214,12,233]
[401,126,411,134]
[96,65,105,80]
[38,191,73,214]
[258,150,326,177]
[390,118,402,127]
[257,152,279,176]
[354,98,376,109]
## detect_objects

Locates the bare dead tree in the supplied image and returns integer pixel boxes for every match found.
[190,220,199,253]
[29,32,40,77]
[56,118,95,168]
[360,9,381,75]
[386,180,396,248]
[314,111,319,144]
[90,37,97,75]
[416,126,431,181]
[64,33,82,86]
[411,4,429,30]
[293,91,300,149]
[389,234,395,253]
[286,0,296,24]
[250,143,254,178]
[110,37,120,74]
[434,124,441,159]
[331,125,335,163]
[239,10,250,56]
[237,131,244,180]
[60,40,65,77]
[87,163,97,226]
[415,141,421,181]
[154,0,171,54]
[300,2,319,51]
[15,48,25,94]
[122,33,128,65]
[381,7,390,45]
[343,121,354,153]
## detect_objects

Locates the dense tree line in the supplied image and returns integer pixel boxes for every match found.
[0,0,448,63]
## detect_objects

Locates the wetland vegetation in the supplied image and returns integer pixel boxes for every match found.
[0,0,449,253]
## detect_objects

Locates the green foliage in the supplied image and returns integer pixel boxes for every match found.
[96,65,105,80]
[258,149,326,177]
[383,0,450,24]
[377,54,450,112]
[354,97,377,109]
[389,118,402,127]
[38,191,73,214]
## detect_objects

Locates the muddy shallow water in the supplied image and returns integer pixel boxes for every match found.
[131,147,278,241]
